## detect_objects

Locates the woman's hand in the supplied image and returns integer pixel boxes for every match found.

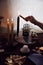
[19,15,36,22]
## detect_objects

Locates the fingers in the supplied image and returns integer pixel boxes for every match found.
[25,16,35,21]
[25,16,32,21]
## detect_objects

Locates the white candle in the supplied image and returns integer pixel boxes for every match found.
[7,20,10,32]
[11,21,14,32]
[11,19,14,41]
[11,18,14,32]
[7,19,10,43]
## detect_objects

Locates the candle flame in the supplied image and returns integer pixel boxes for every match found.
[7,18,9,22]
[11,18,13,21]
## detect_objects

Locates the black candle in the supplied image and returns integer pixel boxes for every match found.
[17,16,19,36]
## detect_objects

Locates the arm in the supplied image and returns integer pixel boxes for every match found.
[33,20,43,29]
[19,15,43,29]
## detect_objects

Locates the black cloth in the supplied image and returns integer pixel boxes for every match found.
[29,53,43,65]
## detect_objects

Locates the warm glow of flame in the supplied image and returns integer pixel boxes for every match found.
[7,18,9,22]
[11,18,13,22]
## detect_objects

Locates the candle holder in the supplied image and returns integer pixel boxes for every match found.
[7,18,10,45]
[17,16,19,36]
